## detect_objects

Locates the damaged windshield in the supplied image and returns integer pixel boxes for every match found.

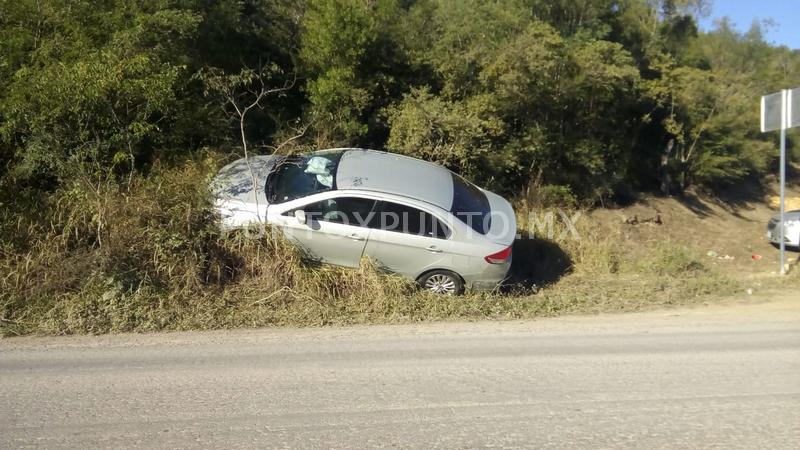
[266,151,345,203]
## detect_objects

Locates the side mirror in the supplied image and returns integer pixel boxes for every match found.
[293,209,308,225]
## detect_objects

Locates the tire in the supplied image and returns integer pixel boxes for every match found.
[417,270,464,295]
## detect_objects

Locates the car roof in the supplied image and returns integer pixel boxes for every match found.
[334,149,454,210]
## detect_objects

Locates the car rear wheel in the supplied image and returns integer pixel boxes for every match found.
[418,270,464,295]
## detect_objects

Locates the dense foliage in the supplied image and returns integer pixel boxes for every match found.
[1,0,798,201]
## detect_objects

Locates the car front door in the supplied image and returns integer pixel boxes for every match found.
[363,200,453,278]
[280,196,378,268]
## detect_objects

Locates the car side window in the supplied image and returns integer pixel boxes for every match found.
[374,201,450,239]
[287,197,378,227]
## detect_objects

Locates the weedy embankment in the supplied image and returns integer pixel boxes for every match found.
[1,158,750,336]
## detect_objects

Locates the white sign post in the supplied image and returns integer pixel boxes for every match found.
[761,87,799,274]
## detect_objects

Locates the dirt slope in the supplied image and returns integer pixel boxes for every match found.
[587,184,800,278]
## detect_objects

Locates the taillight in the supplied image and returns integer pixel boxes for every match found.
[484,246,512,264]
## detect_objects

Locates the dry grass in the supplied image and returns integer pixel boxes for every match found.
[511,206,741,315]
[0,158,755,336]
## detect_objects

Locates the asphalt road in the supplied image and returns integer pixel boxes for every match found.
[2,296,799,449]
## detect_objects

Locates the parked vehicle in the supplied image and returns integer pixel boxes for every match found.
[212,148,516,294]
[767,210,800,248]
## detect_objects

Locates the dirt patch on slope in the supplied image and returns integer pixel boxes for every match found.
[585,185,800,278]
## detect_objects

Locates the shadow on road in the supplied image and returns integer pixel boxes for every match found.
[502,238,573,294]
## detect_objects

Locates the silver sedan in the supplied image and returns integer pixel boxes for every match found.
[212,148,516,294]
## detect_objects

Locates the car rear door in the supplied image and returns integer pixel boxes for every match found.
[363,200,454,278]
[280,196,378,268]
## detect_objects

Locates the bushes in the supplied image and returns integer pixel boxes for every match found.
[2,0,798,205]
[639,243,706,276]
[523,185,578,209]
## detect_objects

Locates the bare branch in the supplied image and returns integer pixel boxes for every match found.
[199,67,303,225]
[259,120,313,155]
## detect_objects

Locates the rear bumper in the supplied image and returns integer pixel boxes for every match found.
[463,259,512,291]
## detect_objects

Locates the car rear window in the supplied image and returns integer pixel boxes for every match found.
[451,173,491,235]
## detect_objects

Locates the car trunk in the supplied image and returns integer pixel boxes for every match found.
[484,190,517,246]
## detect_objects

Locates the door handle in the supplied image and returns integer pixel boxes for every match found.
[348,233,365,241]
[426,245,443,253]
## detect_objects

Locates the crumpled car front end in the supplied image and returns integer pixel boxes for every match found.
[211,155,282,230]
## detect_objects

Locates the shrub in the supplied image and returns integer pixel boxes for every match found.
[639,243,706,276]
[526,184,578,209]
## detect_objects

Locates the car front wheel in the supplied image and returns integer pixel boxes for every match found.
[418,270,464,295]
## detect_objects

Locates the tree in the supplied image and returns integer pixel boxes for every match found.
[387,3,642,199]
[0,2,200,181]
[299,0,404,144]
[386,87,505,177]
[1,0,796,204]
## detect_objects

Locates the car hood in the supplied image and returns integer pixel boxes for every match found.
[211,155,282,205]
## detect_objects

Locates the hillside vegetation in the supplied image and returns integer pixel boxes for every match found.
[1,0,798,335]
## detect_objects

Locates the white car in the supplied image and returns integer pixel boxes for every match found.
[767,210,800,248]
[212,148,516,294]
